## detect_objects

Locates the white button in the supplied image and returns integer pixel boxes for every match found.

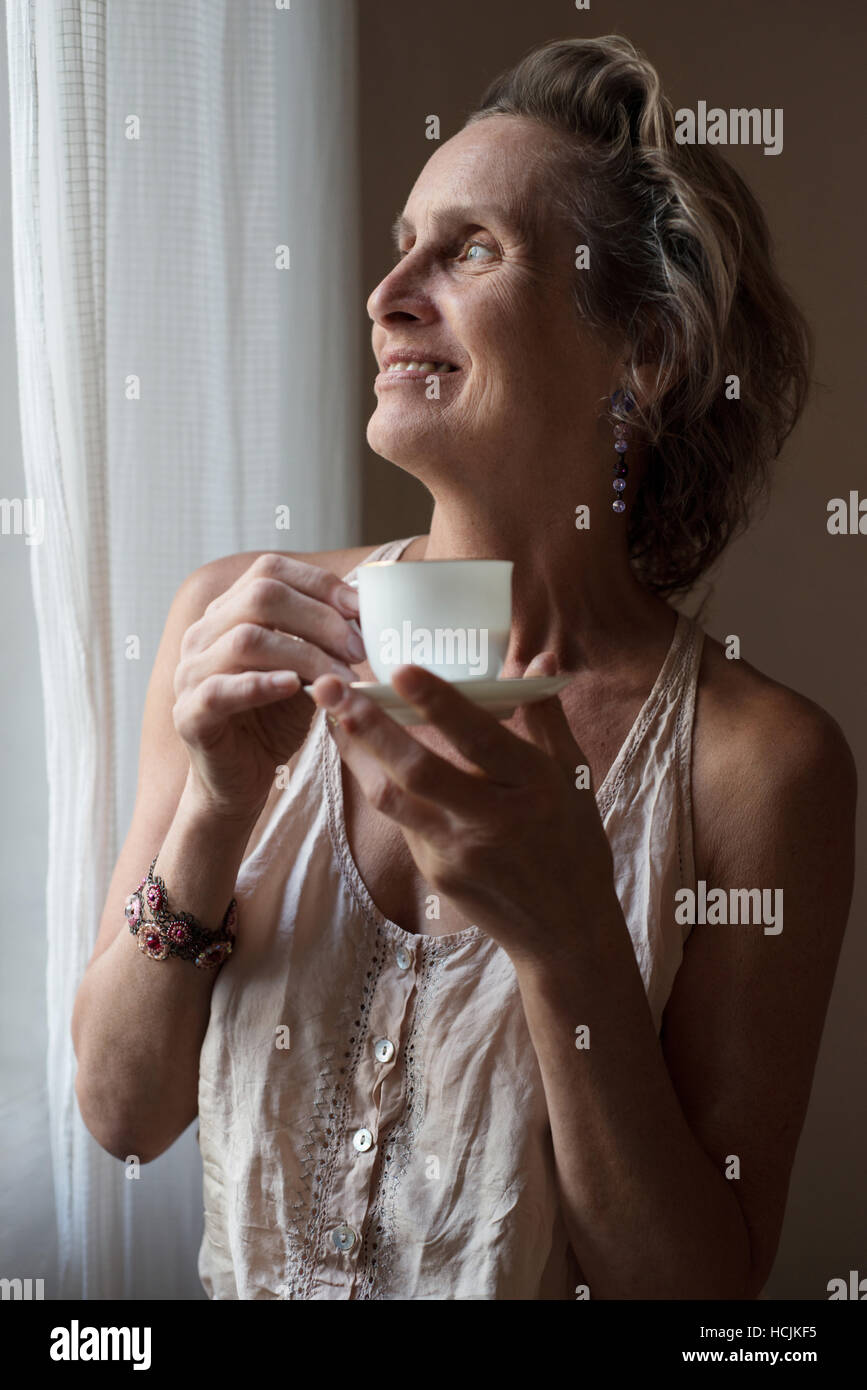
[331,1223,357,1252]
[374,1037,395,1064]
[352,1127,374,1152]
[395,946,412,970]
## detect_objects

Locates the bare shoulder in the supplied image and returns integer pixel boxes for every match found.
[661,628,856,1295]
[691,629,857,881]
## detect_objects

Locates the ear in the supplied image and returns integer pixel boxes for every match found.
[631,361,663,411]
[610,360,660,416]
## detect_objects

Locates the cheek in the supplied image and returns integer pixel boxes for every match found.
[478,280,577,380]
[458,287,543,398]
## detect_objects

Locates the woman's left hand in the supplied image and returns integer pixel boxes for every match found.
[310,654,618,970]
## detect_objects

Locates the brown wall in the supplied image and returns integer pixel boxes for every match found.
[356,0,866,1299]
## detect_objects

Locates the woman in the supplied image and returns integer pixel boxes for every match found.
[72,36,855,1299]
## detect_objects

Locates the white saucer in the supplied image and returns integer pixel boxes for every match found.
[303,673,574,726]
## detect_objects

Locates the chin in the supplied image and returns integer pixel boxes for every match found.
[366,412,444,473]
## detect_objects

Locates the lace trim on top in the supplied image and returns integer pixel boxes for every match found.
[595,612,698,818]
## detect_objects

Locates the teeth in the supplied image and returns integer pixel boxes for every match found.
[385,360,456,373]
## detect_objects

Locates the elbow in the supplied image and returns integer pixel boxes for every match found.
[73,1068,169,1166]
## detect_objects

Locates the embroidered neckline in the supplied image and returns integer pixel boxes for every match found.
[323,535,485,951]
[594,612,697,816]
[321,713,485,950]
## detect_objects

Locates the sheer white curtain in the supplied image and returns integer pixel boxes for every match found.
[6,0,359,1298]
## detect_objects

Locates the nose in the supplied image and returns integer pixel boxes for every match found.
[366,251,435,329]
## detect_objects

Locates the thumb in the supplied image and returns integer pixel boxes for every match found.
[523,650,558,679]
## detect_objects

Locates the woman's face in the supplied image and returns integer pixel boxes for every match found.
[366,114,616,485]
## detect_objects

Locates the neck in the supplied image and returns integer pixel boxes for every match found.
[416,489,674,674]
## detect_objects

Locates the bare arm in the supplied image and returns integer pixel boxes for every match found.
[72,545,373,1162]
[513,699,856,1298]
[71,559,263,1162]
[72,775,264,1163]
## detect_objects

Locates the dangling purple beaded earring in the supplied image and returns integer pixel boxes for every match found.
[609,388,635,514]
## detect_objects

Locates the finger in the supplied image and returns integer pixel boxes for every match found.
[388,665,541,784]
[174,669,301,745]
[210,551,360,620]
[523,650,558,679]
[206,579,364,666]
[185,557,365,668]
[310,673,484,812]
[324,715,444,837]
[175,621,355,699]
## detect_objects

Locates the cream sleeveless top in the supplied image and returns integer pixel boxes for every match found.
[197,535,705,1300]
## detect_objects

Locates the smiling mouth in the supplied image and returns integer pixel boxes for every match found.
[381,361,459,375]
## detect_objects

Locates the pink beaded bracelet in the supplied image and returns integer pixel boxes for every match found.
[124,855,237,969]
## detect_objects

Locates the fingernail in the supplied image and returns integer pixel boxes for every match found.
[526,652,557,676]
[396,664,426,697]
[315,678,347,710]
[347,629,366,660]
[339,586,360,613]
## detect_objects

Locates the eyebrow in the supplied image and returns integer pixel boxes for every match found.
[390,200,537,249]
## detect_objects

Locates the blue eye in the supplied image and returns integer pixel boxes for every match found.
[463,242,494,261]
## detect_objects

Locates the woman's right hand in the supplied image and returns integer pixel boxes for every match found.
[172,552,365,821]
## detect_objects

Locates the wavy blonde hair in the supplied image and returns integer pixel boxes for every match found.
[465,35,812,596]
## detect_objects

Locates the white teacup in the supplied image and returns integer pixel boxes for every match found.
[354,558,513,684]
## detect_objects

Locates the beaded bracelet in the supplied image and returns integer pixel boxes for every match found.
[124,855,237,969]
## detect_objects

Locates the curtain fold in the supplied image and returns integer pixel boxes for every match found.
[6,0,360,1298]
